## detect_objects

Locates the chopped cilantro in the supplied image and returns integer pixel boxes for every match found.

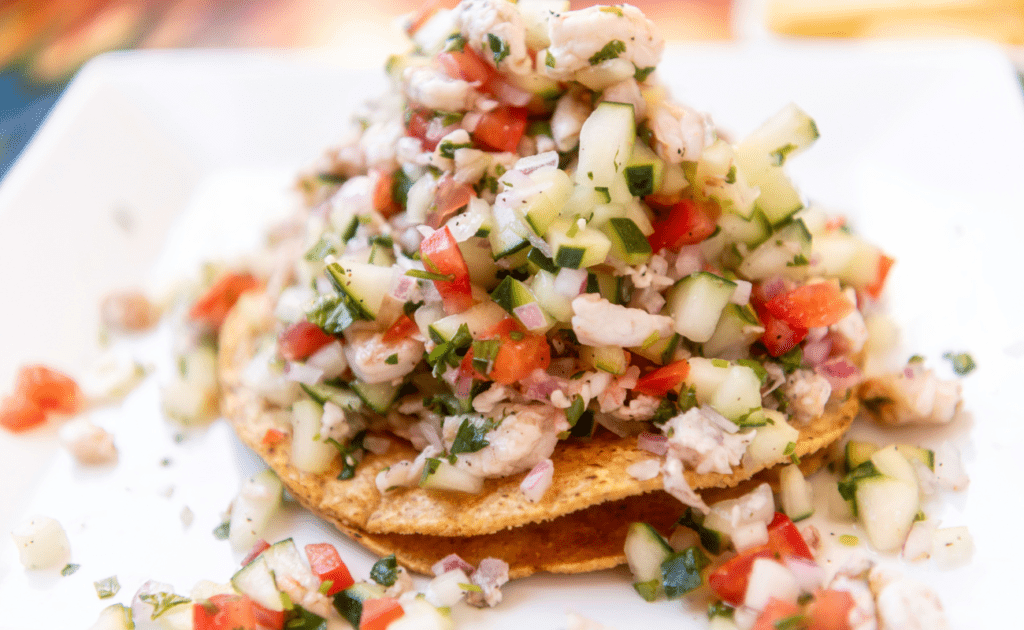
[405,268,455,282]
[770,143,798,166]
[438,139,473,159]
[773,614,808,630]
[661,546,710,598]
[471,339,501,375]
[444,33,467,52]
[711,358,730,368]
[566,396,586,427]
[736,359,769,385]
[589,39,626,65]
[139,592,192,619]
[651,398,680,425]
[94,576,121,599]
[304,236,337,262]
[943,351,977,376]
[599,6,624,16]
[286,605,329,630]
[212,521,230,540]
[545,50,556,68]
[385,354,399,365]
[708,601,735,619]
[370,554,399,587]
[426,323,473,377]
[777,347,803,373]
[306,293,359,335]
[61,563,80,577]
[838,534,860,547]
[449,418,496,456]
[784,441,800,465]
[327,431,366,480]
[787,253,809,267]
[487,33,510,63]
[509,330,524,341]
[725,165,737,184]
[633,65,655,82]
[677,507,725,554]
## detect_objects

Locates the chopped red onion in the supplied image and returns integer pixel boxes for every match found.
[759,276,787,301]
[285,361,324,385]
[784,557,826,593]
[462,111,482,132]
[674,246,703,276]
[522,371,565,401]
[700,405,740,434]
[730,280,753,305]
[416,420,444,453]
[416,225,436,238]
[513,302,548,330]
[390,275,420,301]
[431,553,476,577]
[553,267,588,298]
[490,79,531,107]
[816,358,862,391]
[934,441,969,491]
[802,338,832,367]
[362,434,392,455]
[806,326,829,343]
[637,431,668,456]
[454,371,474,399]
[520,459,554,502]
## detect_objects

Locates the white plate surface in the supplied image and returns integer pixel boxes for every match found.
[1,42,1023,629]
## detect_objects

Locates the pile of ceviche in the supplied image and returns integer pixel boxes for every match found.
[130,0,973,628]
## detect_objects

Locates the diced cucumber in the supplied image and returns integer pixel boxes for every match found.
[677,507,727,555]
[561,185,611,220]
[624,198,655,235]
[522,168,572,236]
[333,582,387,628]
[446,196,494,242]
[854,475,919,552]
[744,410,799,468]
[603,217,653,265]
[546,217,611,269]
[586,201,628,228]
[420,458,484,493]
[350,380,401,414]
[589,271,626,305]
[428,300,507,342]
[262,538,320,592]
[228,469,283,553]
[458,236,501,290]
[325,261,395,320]
[665,272,737,343]
[387,595,454,630]
[489,202,532,260]
[367,240,397,267]
[576,101,636,188]
[809,232,889,291]
[625,522,674,599]
[630,332,680,365]
[685,357,730,405]
[301,382,362,411]
[232,555,284,612]
[529,269,574,322]
[693,139,757,219]
[737,218,811,281]
[491,276,536,315]
[624,139,664,197]
[701,304,764,360]
[579,345,628,375]
[709,364,762,423]
[89,604,134,630]
[869,445,918,489]
[845,440,879,471]
[779,463,814,522]
[895,444,935,471]
[290,398,338,474]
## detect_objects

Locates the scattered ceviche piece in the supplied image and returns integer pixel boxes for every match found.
[0,364,83,432]
[11,515,71,569]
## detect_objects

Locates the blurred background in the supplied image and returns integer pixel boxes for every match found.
[0,0,1021,180]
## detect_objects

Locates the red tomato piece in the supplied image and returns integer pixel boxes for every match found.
[754,303,808,358]
[764,283,854,329]
[419,226,474,314]
[634,360,690,397]
[437,47,494,86]
[278,321,335,362]
[193,594,257,630]
[708,513,814,606]
[381,314,419,345]
[473,106,528,153]
[806,589,855,630]
[646,198,720,252]
[0,394,46,432]
[188,272,261,329]
[751,598,804,630]
[427,174,475,229]
[405,108,436,150]
[371,169,400,218]
[241,539,271,567]
[261,427,287,447]
[15,365,83,414]
[304,542,355,596]
[251,601,286,630]
[484,319,551,385]
[360,597,404,630]
[864,253,895,300]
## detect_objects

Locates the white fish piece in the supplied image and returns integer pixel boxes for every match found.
[543,5,663,82]
[570,293,674,348]
[343,330,424,384]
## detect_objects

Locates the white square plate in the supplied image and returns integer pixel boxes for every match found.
[1,42,1022,629]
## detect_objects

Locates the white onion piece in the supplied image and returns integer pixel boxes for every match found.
[933,441,969,491]
[285,361,324,386]
[513,302,548,330]
[425,568,471,607]
[305,341,347,381]
[902,519,937,561]
[674,246,702,276]
[784,557,826,593]
[626,458,661,481]
[730,279,753,305]
[390,275,420,301]
[520,458,554,502]
[462,111,482,131]
[553,267,588,297]
[637,431,668,456]
[931,526,974,569]
[491,79,532,107]
[731,521,769,552]
[806,326,829,343]
[431,553,476,577]
[11,515,70,569]
[514,151,559,175]
[744,558,800,610]
[362,434,392,455]
[416,225,436,239]
[595,413,645,437]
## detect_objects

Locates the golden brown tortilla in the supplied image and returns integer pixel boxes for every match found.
[218,292,856,574]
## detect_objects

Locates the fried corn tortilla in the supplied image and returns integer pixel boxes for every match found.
[219,293,856,576]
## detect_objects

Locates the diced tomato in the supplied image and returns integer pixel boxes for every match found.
[188,272,261,329]
[482,318,551,385]
[646,198,721,252]
[763,283,854,329]
[278,321,335,362]
[371,169,400,218]
[427,174,475,229]
[405,108,437,151]
[754,303,808,357]
[709,513,813,606]
[806,589,855,630]
[241,539,271,567]
[0,394,46,432]
[193,594,257,630]
[437,47,495,86]
[473,106,528,153]
[381,314,419,345]
[419,226,474,314]
[261,427,287,447]
[863,253,895,300]
[751,598,804,630]
[634,360,690,397]
[250,601,286,630]
[304,542,355,596]
[360,597,404,630]
[14,365,82,414]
